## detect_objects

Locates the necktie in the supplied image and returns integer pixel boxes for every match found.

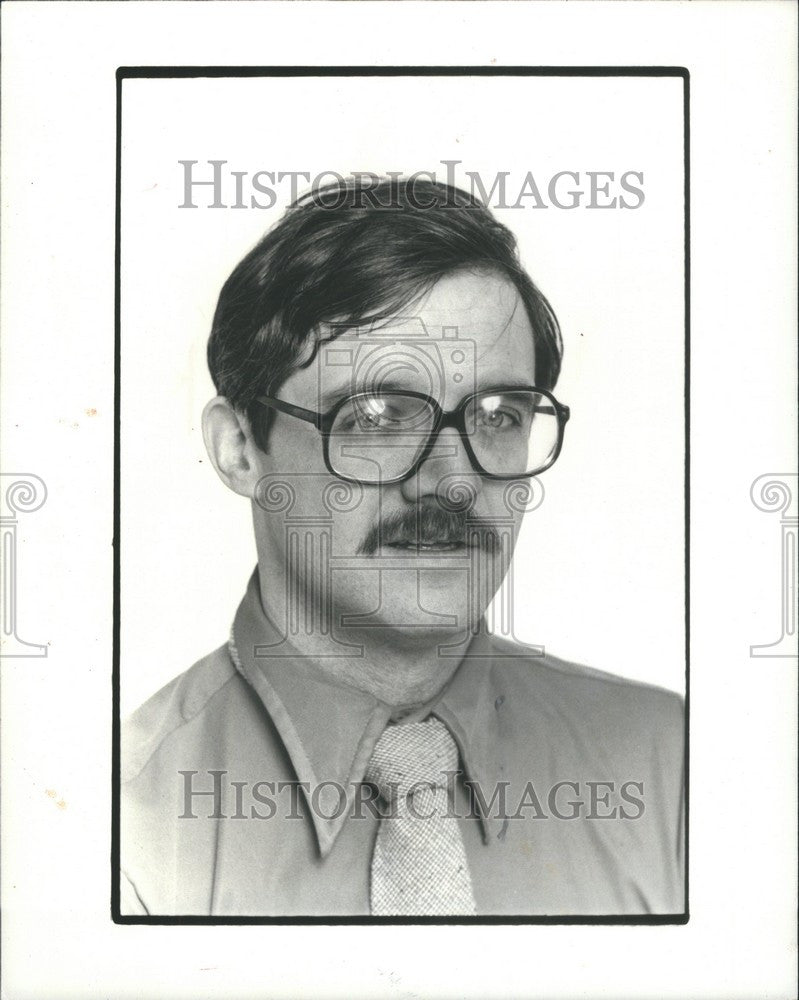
[365,716,477,916]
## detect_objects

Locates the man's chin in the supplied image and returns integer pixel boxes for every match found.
[332,565,496,643]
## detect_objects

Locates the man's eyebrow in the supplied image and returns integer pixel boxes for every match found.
[319,376,413,409]
[474,377,533,392]
[319,375,537,409]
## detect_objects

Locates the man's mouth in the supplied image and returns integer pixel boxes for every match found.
[383,539,468,552]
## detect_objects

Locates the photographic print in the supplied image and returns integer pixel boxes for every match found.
[115,69,688,920]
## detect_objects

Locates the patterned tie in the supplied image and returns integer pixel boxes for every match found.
[365,716,477,916]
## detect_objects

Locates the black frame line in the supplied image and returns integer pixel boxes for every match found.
[112,64,690,927]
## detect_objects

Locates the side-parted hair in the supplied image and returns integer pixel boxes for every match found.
[207,175,563,451]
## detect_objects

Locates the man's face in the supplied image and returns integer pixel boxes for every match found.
[250,268,537,648]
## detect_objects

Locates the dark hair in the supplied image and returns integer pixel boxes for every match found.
[207,175,563,451]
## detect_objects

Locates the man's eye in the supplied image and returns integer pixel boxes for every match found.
[479,409,519,429]
[360,410,404,430]
[334,405,403,433]
[361,411,385,427]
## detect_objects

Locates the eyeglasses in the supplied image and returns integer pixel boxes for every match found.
[256,386,570,486]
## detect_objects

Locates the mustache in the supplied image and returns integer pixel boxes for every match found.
[356,502,502,556]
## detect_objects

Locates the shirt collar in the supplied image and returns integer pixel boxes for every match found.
[230,567,505,857]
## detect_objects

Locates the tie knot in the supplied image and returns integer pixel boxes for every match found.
[365,717,459,803]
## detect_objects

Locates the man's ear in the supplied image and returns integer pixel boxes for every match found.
[202,396,263,498]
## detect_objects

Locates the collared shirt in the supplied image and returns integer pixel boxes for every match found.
[121,568,684,916]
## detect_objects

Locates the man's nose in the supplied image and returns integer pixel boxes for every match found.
[398,425,483,506]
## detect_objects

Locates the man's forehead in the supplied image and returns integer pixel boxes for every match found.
[417,268,522,325]
[324,273,530,360]
[340,269,524,342]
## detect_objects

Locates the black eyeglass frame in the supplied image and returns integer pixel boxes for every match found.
[256,386,570,486]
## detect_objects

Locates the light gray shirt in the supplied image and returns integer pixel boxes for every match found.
[121,568,685,916]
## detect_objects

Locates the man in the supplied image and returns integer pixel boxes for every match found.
[121,176,684,917]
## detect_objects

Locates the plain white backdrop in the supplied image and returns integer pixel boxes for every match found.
[119,74,685,713]
[1,3,796,999]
